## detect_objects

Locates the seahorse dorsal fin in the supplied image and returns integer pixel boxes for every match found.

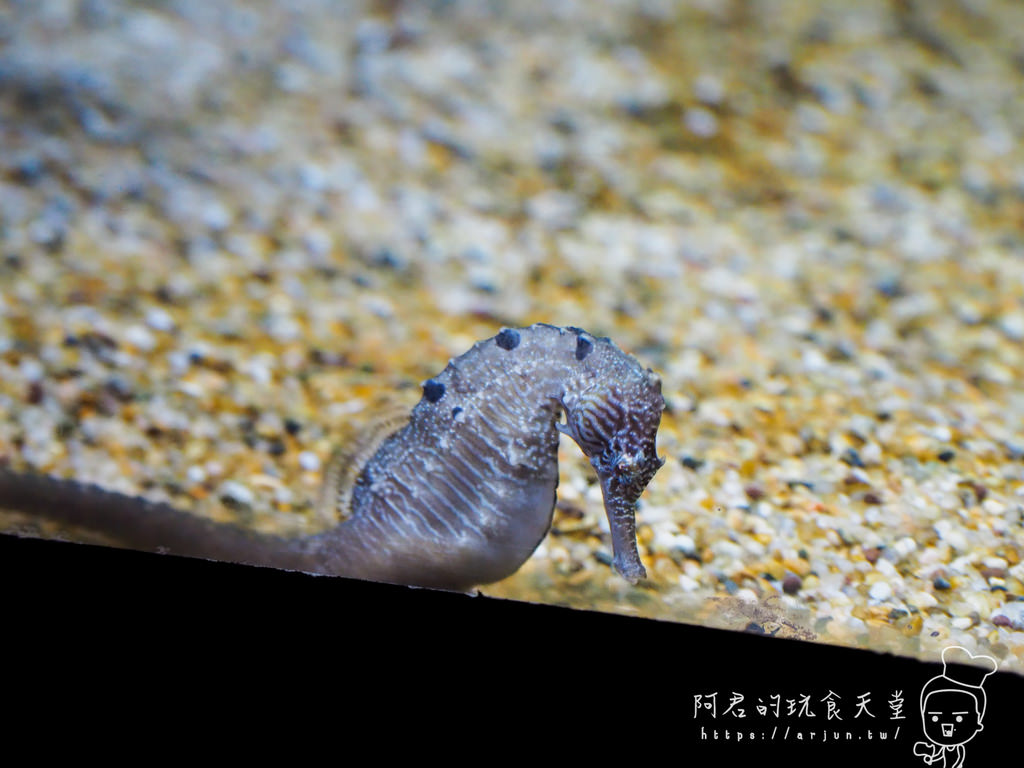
[315,405,412,526]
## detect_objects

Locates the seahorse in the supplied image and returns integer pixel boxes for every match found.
[0,324,666,591]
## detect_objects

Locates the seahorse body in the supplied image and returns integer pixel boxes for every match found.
[0,324,665,591]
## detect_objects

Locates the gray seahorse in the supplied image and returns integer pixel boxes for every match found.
[0,324,666,591]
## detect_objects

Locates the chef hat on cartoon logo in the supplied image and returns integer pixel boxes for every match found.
[917,647,995,724]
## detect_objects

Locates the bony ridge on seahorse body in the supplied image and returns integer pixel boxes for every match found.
[0,324,666,591]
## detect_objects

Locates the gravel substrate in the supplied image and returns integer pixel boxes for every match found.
[1,0,1023,673]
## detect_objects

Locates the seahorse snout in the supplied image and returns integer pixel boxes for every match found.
[598,473,649,584]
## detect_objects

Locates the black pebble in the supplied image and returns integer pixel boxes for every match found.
[876,279,905,299]
[681,455,704,471]
[937,449,955,462]
[933,576,951,591]
[575,335,593,361]
[284,418,302,436]
[451,406,463,418]
[782,574,802,595]
[423,379,445,403]
[840,448,865,468]
[495,328,520,350]
[14,156,44,184]
[103,377,135,402]
[26,381,44,405]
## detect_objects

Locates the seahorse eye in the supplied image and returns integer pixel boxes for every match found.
[599,448,620,473]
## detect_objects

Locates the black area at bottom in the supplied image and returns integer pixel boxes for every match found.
[3,534,1021,759]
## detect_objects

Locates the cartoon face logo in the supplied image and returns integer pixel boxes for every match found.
[913,646,996,765]
[921,688,983,746]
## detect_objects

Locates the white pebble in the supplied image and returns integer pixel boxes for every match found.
[869,581,892,601]
[693,73,724,105]
[860,441,882,466]
[303,228,332,258]
[801,347,828,372]
[145,308,175,332]
[874,559,898,579]
[203,200,231,231]
[526,190,580,230]
[683,107,718,138]
[945,530,968,552]
[950,556,975,575]
[244,357,274,385]
[570,543,592,562]
[998,311,1024,341]
[891,537,918,559]
[847,616,867,632]
[711,540,744,559]
[797,103,829,133]
[951,617,973,630]
[167,351,190,376]
[673,534,697,557]
[679,574,700,592]
[186,465,206,484]
[919,546,947,566]
[19,358,44,382]
[982,499,1006,516]
[298,451,321,472]
[934,520,968,552]
[123,324,156,351]
[744,539,766,558]
[650,529,676,553]
[178,380,204,398]
[220,481,254,506]
[912,591,938,609]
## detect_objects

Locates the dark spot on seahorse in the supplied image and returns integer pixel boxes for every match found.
[451,406,462,418]
[575,335,593,361]
[495,328,520,350]
[422,379,445,403]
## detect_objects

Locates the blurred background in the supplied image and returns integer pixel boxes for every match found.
[1,0,1023,670]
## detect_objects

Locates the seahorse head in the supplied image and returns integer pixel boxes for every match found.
[563,368,666,502]
[589,375,665,501]
[561,366,665,583]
